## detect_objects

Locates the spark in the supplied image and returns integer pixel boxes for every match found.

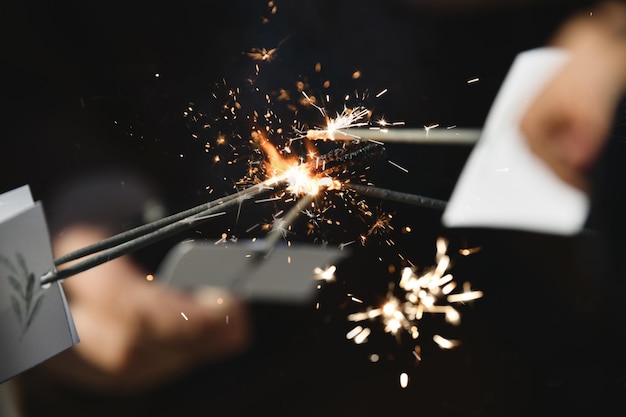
[181,312,189,321]
[366,210,394,237]
[459,246,482,256]
[302,91,371,141]
[346,326,371,344]
[247,47,278,62]
[339,240,356,250]
[314,265,337,281]
[348,237,483,354]
[254,129,341,196]
[433,334,460,349]
[387,160,409,173]
[424,124,439,134]
[399,372,409,388]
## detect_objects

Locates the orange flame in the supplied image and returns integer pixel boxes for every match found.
[253,130,340,196]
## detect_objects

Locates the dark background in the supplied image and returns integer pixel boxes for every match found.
[4,0,625,416]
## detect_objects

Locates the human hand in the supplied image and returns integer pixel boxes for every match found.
[521,2,626,191]
[43,225,250,393]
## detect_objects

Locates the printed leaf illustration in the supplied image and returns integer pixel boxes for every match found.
[7,275,23,294]
[16,252,28,276]
[10,295,22,325]
[2,253,44,337]
[25,295,44,330]
[0,254,17,274]
[25,272,35,313]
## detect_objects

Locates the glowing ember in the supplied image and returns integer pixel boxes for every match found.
[347,237,482,353]
[305,103,371,141]
[399,372,409,388]
[314,265,337,281]
[247,47,278,62]
[254,130,341,196]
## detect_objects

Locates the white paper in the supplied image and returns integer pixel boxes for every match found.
[442,47,590,235]
[157,239,348,303]
[0,186,79,383]
[0,185,34,224]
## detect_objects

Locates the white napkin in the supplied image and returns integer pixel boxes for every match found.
[442,47,589,235]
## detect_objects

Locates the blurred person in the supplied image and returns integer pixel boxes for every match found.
[521,1,626,192]
[35,174,251,394]
[519,1,626,282]
[409,1,626,415]
[7,173,251,417]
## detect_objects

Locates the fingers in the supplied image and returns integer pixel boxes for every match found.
[520,59,614,191]
[138,282,250,361]
[51,225,251,392]
[51,270,250,392]
[519,2,626,191]
[522,98,606,192]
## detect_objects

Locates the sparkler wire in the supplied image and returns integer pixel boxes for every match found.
[261,193,316,253]
[41,180,287,285]
[344,184,447,210]
[42,127,467,286]
[226,193,316,293]
[334,128,481,145]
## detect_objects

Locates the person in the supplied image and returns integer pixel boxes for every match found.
[496,2,626,415]
[34,174,251,393]
[522,1,626,280]
[521,1,626,192]
[43,226,250,392]
[411,1,626,415]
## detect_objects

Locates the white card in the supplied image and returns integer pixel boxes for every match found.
[442,47,590,235]
[157,239,348,303]
[0,186,79,383]
[0,185,34,224]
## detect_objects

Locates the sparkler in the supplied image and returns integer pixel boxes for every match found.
[343,183,447,210]
[304,102,372,141]
[346,236,483,359]
[42,179,288,285]
[70,11,485,387]
[322,127,481,145]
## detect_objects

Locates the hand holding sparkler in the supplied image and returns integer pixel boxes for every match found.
[37,224,250,393]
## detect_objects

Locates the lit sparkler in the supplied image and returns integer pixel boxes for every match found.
[174,17,485,386]
[305,102,371,141]
[346,237,483,367]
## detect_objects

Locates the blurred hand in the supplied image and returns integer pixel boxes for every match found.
[521,1,626,191]
[44,225,250,393]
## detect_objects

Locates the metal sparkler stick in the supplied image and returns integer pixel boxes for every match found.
[332,127,481,145]
[225,193,317,294]
[344,183,448,210]
[54,180,278,266]
[41,179,287,285]
[261,193,316,253]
